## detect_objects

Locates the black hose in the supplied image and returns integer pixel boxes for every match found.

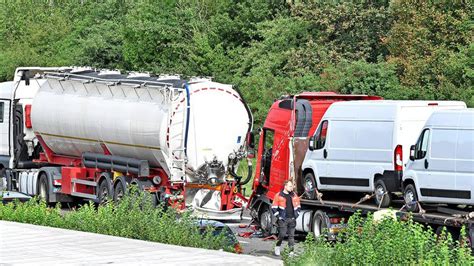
[239,164,253,186]
[231,159,253,186]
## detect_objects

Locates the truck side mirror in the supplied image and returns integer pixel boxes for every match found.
[409,145,416,161]
[309,136,315,151]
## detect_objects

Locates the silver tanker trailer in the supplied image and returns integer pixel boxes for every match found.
[0,67,254,218]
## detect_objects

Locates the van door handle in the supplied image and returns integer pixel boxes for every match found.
[323,149,328,159]
[424,159,429,169]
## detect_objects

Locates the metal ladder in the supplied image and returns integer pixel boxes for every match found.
[167,86,188,183]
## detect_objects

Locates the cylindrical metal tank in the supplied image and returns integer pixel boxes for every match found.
[31,71,252,183]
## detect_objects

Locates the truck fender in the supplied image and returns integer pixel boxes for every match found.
[249,194,271,218]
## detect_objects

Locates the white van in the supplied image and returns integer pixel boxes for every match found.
[403,109,474,211]
[301,100,466,207]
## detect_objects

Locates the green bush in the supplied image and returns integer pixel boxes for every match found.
[0,193,233,252]
[284,213,474,265]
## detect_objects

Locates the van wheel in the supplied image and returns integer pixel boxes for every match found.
[303,172,317,200]
[38,173,49,203]
[404,184,419,212]
[374,179,391,208]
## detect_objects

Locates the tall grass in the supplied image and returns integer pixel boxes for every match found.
[0,192,233,252]
[284,212,474,265]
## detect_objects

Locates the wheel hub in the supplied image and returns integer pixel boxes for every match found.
[376,185,385,201]
[405,190,415,204]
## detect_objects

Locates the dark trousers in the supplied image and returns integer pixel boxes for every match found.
[276,218,296,249]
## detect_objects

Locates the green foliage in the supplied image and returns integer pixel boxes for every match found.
[0,193,233,252]
[284,213,474,265]
[0,0,472,125]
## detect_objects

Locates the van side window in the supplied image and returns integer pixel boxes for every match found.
[415,129,430,159]
[314,120,328,149]
[0,102,3,123]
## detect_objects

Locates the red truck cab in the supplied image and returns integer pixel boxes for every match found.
[249,92,382,234]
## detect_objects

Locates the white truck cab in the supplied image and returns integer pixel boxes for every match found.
[0,81,15,170]
[403,109,474,211]
[0,67,67,188]
[302,100,466,207]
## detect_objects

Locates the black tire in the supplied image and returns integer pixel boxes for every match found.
[312,211,329,239]
[374,179,392,208]
[98,179,112,205]
[113,179,127,202]
[404,184,419,212]
[38,173,49,203]
[259,206,277,236]
[303,172,318,200]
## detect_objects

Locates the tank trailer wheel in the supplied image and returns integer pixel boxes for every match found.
[98,179,112,205]
[113,180,127,203]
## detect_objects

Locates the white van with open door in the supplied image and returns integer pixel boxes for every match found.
[403,109,474,211]
[302,100,466,207]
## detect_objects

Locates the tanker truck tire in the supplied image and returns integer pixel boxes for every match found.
[113,179,127,203]
[38,173,50,204]
[98,179,112,205]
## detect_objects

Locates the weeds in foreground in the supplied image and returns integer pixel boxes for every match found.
[283,212,474,265]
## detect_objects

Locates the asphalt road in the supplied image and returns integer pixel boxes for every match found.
[224,211,304,259]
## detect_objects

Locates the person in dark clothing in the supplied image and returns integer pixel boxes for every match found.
[271,180,301,256]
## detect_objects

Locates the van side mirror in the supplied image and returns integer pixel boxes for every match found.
[309,136,315,151]
[409,145,416,161]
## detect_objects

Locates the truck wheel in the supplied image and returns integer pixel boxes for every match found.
[259,207,277,236]
[374,179,391,208]
[38,173,50,203]
[98,179,112,205]
[404,184,419,212]
[303,172,317,200]
[312,210,329,239]
[113,180,126,202]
